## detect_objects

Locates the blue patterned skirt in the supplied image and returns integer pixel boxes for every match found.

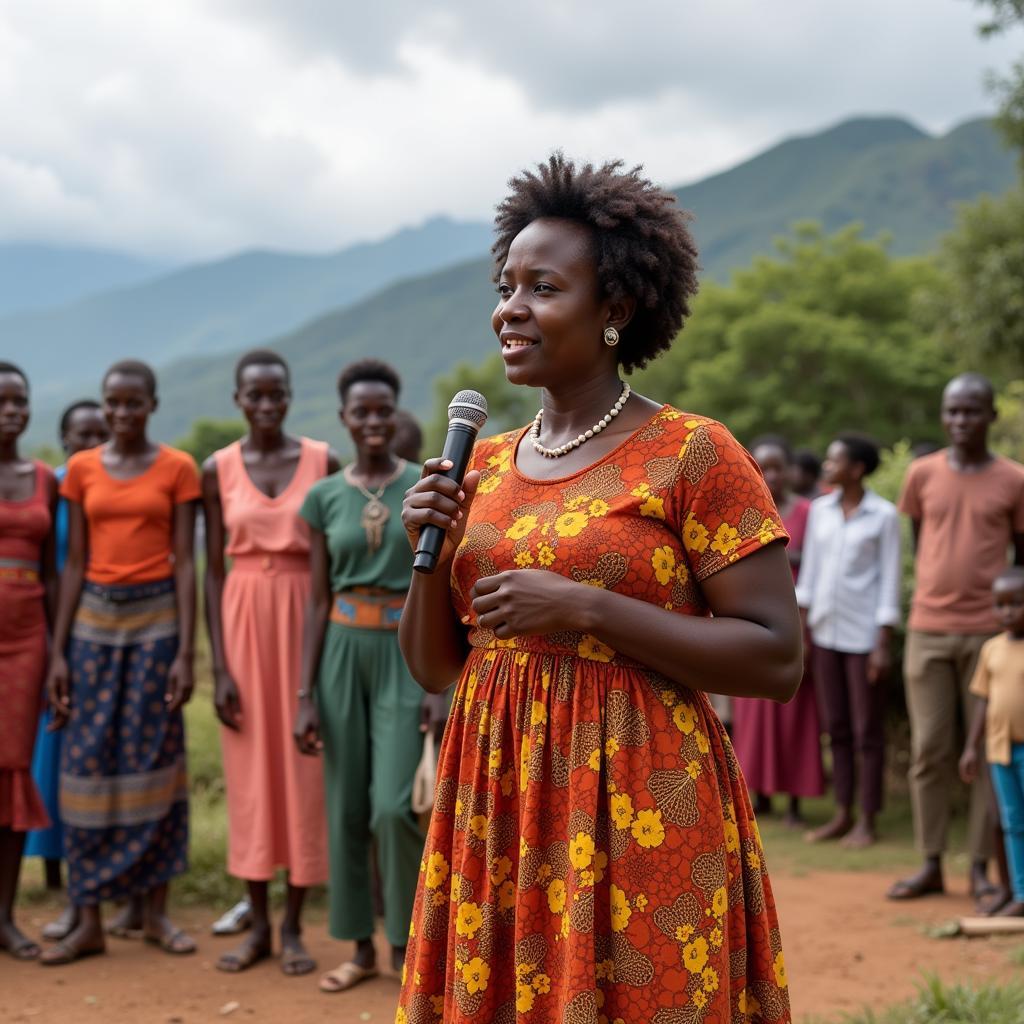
[61,579,189,905]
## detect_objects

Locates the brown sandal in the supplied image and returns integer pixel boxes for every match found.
[319,961,378,993]
[39,939,105,966]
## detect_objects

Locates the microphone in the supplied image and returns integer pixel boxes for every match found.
[413,390,489,574]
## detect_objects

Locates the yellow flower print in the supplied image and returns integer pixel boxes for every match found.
[432,889,446,907]
[702,966,719,993]
[709,926,723,949]
[578,634,615,662]
[587,747,602,771]
[516,962,535,979]
[456,901,483,939]
[500,766,514,797]
[695,730,710,755]
[488,747,502,773]
[651,545,676,585]
[450,870,461,901]
[774,950,788,988]
[514,550,535,567]
[675,561,689,585]
[430,994,444,1016]
[691,989,707,1010]
[631,481,651,497]
[578,868,595,887]
[498,878,516,911]
[487,447,512,473]
[724,818,740,853]
[605,737,620,757]
[547,879,567,914]
[588,498,611,518]
[536,543,556,567]
[639,495,665,520]
[520,737,532,792]
[593,850,608,885]
[746,850,761,871]
[682,513,710,554]
[569,831,595,870]
[634,893,648,911]
[516,982,536,1012]
[610,884,632,932]
[611,792,634,830]
[711,885,728,918]
[409,918,416,938]
[462,957,490,995]
[396,1007,407,1024]
[469,815,488,841]
[490,855,512,885]
[425,851,449,890]
[560,910,570,939]
[738,989,762,1016]
[554,511,589,537]
[758,517,778,545]
[454,797,464,817]
[673,702,697,734]
[537,862,553,883]
[685,759,702,780]
[533,973,551,995]
[566,494,592,511]
[478,474,502,495]
[711,521,741,558]
[682,936,709,974]
[520,836,530,857]
[631,808,666,849]
[531,700,548,726]
[505,514,539,541]
[661,409,683,421]
[477,706,490,734]
[675,924,694,943]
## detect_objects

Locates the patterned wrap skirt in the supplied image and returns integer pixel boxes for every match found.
[61,578,189,905]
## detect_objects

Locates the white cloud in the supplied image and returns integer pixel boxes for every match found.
[0,0,1019,260]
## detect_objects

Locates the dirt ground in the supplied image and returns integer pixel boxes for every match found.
[2,869,1020,1024]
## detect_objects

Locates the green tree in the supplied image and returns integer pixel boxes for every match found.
[631,223,951,452]
[175,417,245,465]
[974,0,1024,158]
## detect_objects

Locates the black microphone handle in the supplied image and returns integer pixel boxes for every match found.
[413,422,479,575]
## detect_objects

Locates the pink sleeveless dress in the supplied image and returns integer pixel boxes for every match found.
[216,438,329,886]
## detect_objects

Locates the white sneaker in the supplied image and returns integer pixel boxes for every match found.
[211,899,253,936]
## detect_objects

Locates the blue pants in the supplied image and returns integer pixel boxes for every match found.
[991,744,1024,901]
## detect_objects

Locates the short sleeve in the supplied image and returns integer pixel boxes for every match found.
[897,461,922,519]
[61,452,87,502]
[172,450,201,504]
[968,640,993,699]
[675,419,788,582]
[299,482,325,532]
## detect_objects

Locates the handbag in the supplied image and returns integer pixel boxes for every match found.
[411,729,437,814]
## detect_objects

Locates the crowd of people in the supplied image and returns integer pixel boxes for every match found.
[1,155,1023,1023]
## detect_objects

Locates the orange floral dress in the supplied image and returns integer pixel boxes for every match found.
[396,407,792,1024]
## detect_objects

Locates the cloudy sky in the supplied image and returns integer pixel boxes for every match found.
[0,0,1019,261]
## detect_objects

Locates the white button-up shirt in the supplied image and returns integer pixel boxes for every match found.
[795,488,902,654]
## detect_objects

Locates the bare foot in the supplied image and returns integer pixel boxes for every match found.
[994,899,1024,917]
[39,919,106,965]
[0,919,41,960]
[805,812,854,844]
[840,820,877,850]
[217,929,272,972]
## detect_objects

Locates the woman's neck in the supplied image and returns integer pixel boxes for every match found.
[0,438,22,462]
[353,450,397,479]
[247,427,287,454]
[539,373,624,440]
[111,434,152,456]
[841,480,865,507]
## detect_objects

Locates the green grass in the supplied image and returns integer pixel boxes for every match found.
[806,977,1024,1024]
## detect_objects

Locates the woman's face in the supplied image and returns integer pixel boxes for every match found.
[0,372,29,445]
[822,440,856,487]
[341,380,397,459]
[102,372,156,443]
[236,363,291,434]
[492,217,616,389]
[752,443,791,503]
[63,407,109,456]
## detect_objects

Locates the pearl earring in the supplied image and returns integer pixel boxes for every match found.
[603,327,619,347]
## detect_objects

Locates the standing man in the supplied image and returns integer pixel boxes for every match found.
[888,374,1024,903]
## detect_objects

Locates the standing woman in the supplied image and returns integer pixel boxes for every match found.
[732,437,824,826]
[294,359,424,994]
[0,362,58,961]
[28,401,109,942]
[203,349,337,975]
[42,359,200,965]
[398,157,802,1022]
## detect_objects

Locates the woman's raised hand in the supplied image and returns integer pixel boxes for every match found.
[401,459,481,568]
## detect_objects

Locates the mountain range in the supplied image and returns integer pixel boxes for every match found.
[8,114,1016,445]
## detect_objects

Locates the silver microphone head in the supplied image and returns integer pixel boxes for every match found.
[448,390,489,433]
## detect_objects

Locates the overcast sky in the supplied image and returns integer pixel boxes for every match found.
[0,0,1020,261]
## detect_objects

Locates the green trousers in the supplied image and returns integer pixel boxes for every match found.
[316,623,425,947]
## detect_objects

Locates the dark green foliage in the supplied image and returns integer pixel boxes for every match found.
[174,417,245,466]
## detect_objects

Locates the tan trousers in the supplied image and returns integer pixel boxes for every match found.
[904,630,995,859]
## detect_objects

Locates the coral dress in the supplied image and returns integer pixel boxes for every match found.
[216,438,329,886]
[0,462,53,832]
[397,409,793,1024]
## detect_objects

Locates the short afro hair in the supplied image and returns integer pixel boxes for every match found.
[59,399,102,439]
[0,360,28,391]
[337,358,401,403]
[103,359,157,397]
[749,433,794,464]
[492,153,700,372]
[834,432,881,476]
[235,348,290,388]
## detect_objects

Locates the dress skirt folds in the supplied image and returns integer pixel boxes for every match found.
[61,578,188,905]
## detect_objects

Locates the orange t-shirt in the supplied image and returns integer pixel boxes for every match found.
[61,444,201,584]
[899,450,1024,634]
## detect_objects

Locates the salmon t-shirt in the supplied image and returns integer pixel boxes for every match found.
[899,450,1024,634]
[969,632,1024,766]
[61,444,201,584]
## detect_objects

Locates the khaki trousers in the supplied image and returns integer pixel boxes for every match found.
[904,630,995,859]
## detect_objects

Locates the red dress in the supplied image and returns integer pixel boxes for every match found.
[731,500,825,799]
[0,462,52,831]
[397,409,793,1024]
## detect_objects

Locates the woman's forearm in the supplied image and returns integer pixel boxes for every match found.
[204,564,229,673]
[299,595,331,696]
[399,571,467,693]
[174,558,196,661]
[51,558,84,655]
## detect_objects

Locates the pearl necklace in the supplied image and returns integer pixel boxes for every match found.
[529,382,631,458]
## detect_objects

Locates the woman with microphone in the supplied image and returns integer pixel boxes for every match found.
[398,156,802,1021]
